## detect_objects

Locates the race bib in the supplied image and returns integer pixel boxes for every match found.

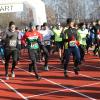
[69,41,76,47]
[9,40,17,47]
[44,40,50,45]
[30,42,39,49]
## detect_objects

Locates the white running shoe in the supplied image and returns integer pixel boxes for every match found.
[2,60,5,64]
[44,66,49,71]
[6,75,9,80]
[11,72,15,78]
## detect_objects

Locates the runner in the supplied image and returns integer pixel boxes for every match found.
[40,23,53,71]
[2,21,19,80]
[77,23,89,61]
[93,20,100,56]
[22,22,42,80]
[63,18,81,78]
[15,27,24,61]
[52,23,63,61]
[96,28,100,57]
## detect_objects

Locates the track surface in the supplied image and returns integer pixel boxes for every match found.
[0,51,100,100]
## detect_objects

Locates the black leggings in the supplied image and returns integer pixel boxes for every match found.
[4,49,18,75]
[41,46,49,66]
[79,45,86,61]
[93,43,100,57]
[63,47,80,72]
[28,49,39,76]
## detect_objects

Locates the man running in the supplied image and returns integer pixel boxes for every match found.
[77,23,89,61]
[22,22,42,80]
[63,18,81,78]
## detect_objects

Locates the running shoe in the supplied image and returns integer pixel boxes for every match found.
[64,71,69,78]
[44,66,49,71]
[73,68,79,75]
[6,74,9,80]
[2,59,5,64]
[35,75,41,80]
[11,71,15,78]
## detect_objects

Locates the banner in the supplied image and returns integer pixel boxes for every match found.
[0,3,23,13]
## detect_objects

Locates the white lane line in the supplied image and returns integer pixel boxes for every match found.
[73,81,100,89]
[84,64,100,69]
[68,71,100,81]
[42,78,96,100]
[16,66,97,100]
[27,89,67,98]
[26,81,100,99]
[0,79,28,100]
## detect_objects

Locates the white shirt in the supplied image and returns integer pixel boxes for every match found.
[39,29,53,45]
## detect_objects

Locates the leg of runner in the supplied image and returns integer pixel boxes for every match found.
[11,49,18,78]
[63,49,70,78]
[42,46,49,71]
[28,49,41,80]
[4,50,11,80]
[57,42,63,60]
[79,45,85,62]
[93,44,98,56]
[73,46,81,75]
[98,44,100,58]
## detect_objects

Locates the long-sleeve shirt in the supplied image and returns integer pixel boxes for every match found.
[2,30,18,50]
[21,30,42,49]
[40,29,53,45]
[64,27,79,49]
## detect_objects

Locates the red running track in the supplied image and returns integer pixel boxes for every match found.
[0,51,100,100]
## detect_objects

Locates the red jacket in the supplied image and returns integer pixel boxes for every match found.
[21,30,43,46]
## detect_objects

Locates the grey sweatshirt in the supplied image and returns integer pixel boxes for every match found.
[3,30,18,50]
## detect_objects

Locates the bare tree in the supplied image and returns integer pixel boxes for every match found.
[43,0,100,23]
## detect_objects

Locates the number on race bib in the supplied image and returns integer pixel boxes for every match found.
[69,41,76,47]
[44,41,49,45]
[30,42,39,49]
[9,40,17,47]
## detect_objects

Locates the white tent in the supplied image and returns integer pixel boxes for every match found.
[0,0,47,25]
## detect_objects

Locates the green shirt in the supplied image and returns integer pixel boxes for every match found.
[77,29,89,45]
[53,28,62,42]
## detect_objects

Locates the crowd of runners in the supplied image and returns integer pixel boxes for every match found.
[0,18,100,80]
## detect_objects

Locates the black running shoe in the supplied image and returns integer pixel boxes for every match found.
[74,68,79,75]
[77,67,80,71]
[35,75,41,80]
[64,72,68,78]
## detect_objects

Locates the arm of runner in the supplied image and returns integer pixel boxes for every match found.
[21,32,27,47]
